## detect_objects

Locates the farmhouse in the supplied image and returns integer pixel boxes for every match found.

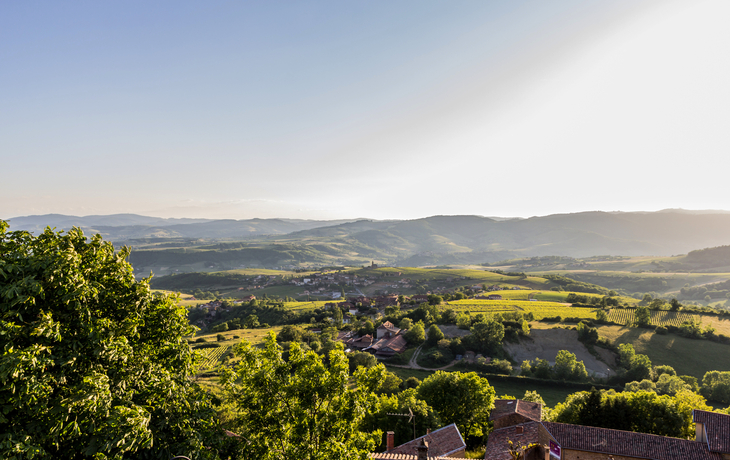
[485,399,730,460]
[487,294,503,300]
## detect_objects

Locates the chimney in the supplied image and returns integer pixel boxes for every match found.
[386,431,395,451]
[696,423,706,443]
[426,428,431,435]
[416,439,429,460]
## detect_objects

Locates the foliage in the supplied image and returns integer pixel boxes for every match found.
[551,387,711,439]
[634,306,651,327]
[221,333,384,460]
[416,371,495,439]
[361,388,441,450]
[0,223,220,459]
[405,323,425,344]
[426,324,444,346]
[700,371,730,404]
[469,319,505,355]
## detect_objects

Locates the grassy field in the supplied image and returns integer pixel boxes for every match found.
[385,366,578,407]
[350,267,553,288]
[594,325,730,378]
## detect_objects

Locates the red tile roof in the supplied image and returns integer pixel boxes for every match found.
[542,422,722,460]
[484,422,540,460]
[489,399,542,422]
[370,454,456,459]
[387,423,465,458]
[694,410,730,454]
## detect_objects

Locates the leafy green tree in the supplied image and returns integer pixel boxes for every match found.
[405,322,425,344]
[427,324,445,346]
[0,223,220,459]
[470,319,505,354]
[244,314,260,329]
[221,333,384,460]
[332,307,343,328]
[417,371,495,438]
[552,388,711,439]
[361,389,440,450]
[700,371,730,404]
[635,306,651,327]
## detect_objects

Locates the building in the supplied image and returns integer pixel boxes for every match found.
[371,424,466,459]
[485,399,730,460]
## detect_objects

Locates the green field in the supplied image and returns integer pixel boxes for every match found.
[385,366,580,408]
[447,299,600,320]
[595,325,730,378]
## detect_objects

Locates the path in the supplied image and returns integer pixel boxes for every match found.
[387,344,460,372]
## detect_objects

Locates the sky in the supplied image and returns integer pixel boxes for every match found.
[2,0,729,221]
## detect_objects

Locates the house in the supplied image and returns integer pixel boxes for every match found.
[347,334,375,350]
[490,399,542,430]
[411,295,430,304]
[487,294,503,300]
[484,399,730,460]
[377,321,401,339]
[374,423,466,459]
[366,334,407,359]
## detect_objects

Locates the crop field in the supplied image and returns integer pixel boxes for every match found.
[446,299,600,320]
[606,309,730,335]
[195,346,229,370]
[282,300,332,312]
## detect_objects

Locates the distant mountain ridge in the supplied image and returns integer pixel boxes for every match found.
[5,214,360,240]
[6,211,730,268]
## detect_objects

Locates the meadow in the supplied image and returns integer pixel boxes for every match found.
[594,325,730,378]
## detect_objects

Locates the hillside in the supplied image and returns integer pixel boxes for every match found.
[8,211,730,273]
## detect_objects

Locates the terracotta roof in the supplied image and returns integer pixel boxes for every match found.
[387,423,465,458]
[694,410,730,454]
[484,422,540,460]
[370,454,456,459]
[370,335,408,356]
[489,399,542,422]
[348,334,374,348]
[542,422,722,460]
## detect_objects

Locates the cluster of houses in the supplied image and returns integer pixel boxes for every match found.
[370,398,730,460]
[340,321,408,359]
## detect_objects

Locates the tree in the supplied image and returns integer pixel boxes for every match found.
[332,307,343,328]
[634,306,651,327]
[427,324,445,346]
[470,319,505,354]
[405,322,425,344]
[361,389,440,450]
[221,333,384,460]
[0,223,220,459]
[417,371,495,438]
[244,314,260,329]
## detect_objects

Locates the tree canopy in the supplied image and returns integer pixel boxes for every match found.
[416,371,495,439]
[220,333,385,460]
[0,223,220,459]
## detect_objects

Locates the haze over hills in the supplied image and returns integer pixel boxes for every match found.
[6,210,730,273]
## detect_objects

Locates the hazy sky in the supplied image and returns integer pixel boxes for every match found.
[2,1,729,220]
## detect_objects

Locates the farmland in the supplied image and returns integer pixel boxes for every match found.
[606,308,730,335]
[195,346,229,370]
[446,298,600,320]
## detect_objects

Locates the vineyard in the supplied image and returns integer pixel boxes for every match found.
[196,346,229,370]
[606,309,730,334]
[446,299,600,320]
